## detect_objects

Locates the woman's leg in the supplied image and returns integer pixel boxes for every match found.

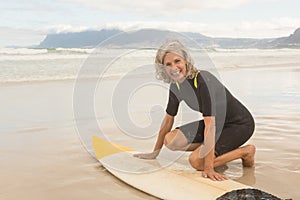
[164,129,201,151]
[189,122,256,170]
[164,120,204,151]
[188,144,256,170]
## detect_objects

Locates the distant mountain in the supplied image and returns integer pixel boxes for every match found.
[37,28,300,49]
[38,29,123,48]
[272,28,300,48]
[38,29,210,48]
[99,29,184,48]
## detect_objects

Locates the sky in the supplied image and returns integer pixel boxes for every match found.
[0,0,299,47]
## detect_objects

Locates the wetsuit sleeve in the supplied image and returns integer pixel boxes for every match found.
[199,73,217,117]
[166,84,180,116]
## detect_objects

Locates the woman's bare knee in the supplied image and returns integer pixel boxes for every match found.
[189,153,204,170]
[164,134,179,151]
[164,129,187,151]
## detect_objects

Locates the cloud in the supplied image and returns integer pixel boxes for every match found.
[62,0,253,16]
[1,17,299,47]
[39,24,97,34]
[38,17,300,38]
[92,18,300,38]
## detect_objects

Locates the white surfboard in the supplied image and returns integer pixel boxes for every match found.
[92,136,250,200]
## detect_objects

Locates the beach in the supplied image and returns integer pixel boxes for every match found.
[1,48,300,199]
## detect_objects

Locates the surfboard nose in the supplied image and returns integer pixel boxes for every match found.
[92,136,133,159]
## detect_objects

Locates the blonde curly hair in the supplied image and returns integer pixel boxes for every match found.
[155,40,198,83]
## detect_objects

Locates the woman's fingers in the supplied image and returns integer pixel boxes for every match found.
[133,152,158,159]
[202,170,228,181]
[133,153,148,159]
[133,153,141,158]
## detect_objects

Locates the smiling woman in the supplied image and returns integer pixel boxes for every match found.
[134,40,256,182]
[164,53,187,83]
[154,40,198,84]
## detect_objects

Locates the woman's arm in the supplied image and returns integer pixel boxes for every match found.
[153,113,174,152]
[202,116,216,169]
[134,113,174,159]
[202,116,227,181]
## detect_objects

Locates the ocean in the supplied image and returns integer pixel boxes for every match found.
[1,47,300,84]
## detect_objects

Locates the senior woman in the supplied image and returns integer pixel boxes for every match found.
[134,40,255,181]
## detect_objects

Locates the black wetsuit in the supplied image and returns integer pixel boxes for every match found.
[166,70,255,156]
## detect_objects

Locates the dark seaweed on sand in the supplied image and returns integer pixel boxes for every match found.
[216,188,292,200]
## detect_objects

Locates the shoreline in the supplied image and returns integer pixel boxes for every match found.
[1,63,300,87]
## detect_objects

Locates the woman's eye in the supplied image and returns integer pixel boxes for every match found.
[175,59,180,63]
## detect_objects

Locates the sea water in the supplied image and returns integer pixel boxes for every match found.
[1,47,300,84]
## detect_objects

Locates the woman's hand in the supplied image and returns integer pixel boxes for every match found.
[133,151,159,160]
[202,168,227,181]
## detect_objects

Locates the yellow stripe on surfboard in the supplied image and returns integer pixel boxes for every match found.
[92,136,133,159]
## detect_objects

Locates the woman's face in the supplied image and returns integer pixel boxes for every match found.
[163,52,187,83]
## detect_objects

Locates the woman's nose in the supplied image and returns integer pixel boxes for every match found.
[170,62,177,69]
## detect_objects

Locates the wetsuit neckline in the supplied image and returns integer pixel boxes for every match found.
[176,71,199,90]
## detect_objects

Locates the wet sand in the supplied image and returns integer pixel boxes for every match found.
[1,66,300,199]
[0,81,158,200]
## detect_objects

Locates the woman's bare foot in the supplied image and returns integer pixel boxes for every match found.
[241,145,256,167]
